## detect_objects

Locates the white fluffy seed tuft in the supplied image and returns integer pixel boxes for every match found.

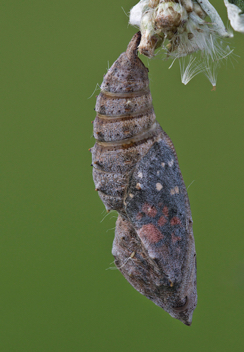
[129,0,147,26]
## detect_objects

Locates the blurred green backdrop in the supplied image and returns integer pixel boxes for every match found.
[1,1,244,351]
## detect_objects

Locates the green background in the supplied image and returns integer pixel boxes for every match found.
[1,1,244,351]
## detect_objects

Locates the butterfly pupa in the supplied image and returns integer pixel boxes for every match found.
[91,32,197,326]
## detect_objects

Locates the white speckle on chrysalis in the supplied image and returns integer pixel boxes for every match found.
[170,186,180,195]
[138,172,143,178]
[161,162,165,167]
[136,183,142,190]
[157,170,160,175]
[129,193,134,198]
[125,100,132,109]
[156,183,163,191]
[168,159,174,167]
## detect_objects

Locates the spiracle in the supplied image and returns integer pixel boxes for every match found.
[91,32,197,326]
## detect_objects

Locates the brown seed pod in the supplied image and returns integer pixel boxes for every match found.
[91,32,197,326]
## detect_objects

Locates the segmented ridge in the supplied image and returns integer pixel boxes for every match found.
[94,32,156,143]
[92,32,162,212]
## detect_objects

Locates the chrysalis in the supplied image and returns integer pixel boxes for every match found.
[91,33,197,326]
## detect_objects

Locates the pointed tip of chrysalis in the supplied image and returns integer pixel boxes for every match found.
[126,32,141,59]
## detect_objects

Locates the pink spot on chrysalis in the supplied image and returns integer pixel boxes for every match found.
[158,216,167,227]
[170,217,181,226]
[138,224,164,244]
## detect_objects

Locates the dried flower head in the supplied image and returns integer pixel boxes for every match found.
[129,0,234,87]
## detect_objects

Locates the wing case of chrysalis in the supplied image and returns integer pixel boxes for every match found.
[91,32,197,326]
